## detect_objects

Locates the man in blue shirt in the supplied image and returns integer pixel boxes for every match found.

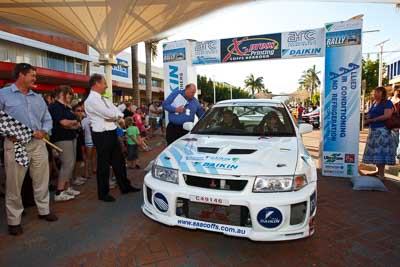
[163,83,204,144]
[0,63,57,236]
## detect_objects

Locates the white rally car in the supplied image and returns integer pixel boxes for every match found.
[142,99,317,241]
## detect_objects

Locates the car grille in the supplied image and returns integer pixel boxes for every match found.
[183,174,248,191]
[176,198,252,227]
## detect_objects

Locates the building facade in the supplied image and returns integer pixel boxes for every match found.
[0,25,164,103]
[387,56,400,88]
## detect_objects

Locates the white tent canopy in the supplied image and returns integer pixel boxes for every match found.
[0,0,249,57]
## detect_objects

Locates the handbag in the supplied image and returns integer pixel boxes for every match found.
[384,101,400,129]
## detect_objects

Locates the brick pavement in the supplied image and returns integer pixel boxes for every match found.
[0,131,399,267]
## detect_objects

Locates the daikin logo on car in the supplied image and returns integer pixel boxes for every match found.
[153,193,169,212]
[257,207,283,228]
[142,99,318,241]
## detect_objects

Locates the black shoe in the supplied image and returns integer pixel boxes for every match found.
[135,165,141,169]
[38,213,58,222]
[123,186,141,194]
[8,225,23,236]
[100,195,116,202]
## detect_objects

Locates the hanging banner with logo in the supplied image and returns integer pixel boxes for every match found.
[220,33,281,63]
[163,40,197,124]
[112,58,129,78]
[322,19,362,178]
[281,28,325,59]
[192,40,221,65]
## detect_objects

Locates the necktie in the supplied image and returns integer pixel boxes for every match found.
[101,96,110,108]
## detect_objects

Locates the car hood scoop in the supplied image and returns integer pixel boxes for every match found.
[158,134,299,176]
[197,147,219,154]
[228,149,257,154]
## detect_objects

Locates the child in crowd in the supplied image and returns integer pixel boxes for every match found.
[125,117,141,169]
[117,118,127,154]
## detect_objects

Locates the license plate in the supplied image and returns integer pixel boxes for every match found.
[189,195,229,206]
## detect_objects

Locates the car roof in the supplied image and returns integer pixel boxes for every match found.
[215,99,283,107]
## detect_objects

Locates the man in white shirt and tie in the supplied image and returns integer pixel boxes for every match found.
[85,74,140,202]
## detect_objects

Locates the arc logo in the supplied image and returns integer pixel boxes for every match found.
[153,193,169,212]
[257,207,283,228]
[287,30,316,42]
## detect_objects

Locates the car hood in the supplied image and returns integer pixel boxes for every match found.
[156,134,299,176]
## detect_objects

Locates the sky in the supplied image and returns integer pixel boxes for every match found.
[132,1,400,95]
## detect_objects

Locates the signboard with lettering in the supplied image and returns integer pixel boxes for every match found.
[192,40,221,65]
[112,58,129,78]
[281,28,325,59]
[322,19,362,177]
[220,33,281,63]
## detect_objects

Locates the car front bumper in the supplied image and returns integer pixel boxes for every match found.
[142,172,317,241]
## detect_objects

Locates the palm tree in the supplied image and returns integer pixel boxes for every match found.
[244,74,265,96]
[131,44,140,106]
[144,40,160,104]
[298,65,321,98]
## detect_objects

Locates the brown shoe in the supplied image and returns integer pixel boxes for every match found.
[8,225,23,236]
[38,213,58,222]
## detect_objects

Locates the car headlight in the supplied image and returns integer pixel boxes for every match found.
[253,175,307,192]
[152,164,179,184]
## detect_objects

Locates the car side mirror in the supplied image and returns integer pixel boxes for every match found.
[183,122,194,131]
[299,123,313,135]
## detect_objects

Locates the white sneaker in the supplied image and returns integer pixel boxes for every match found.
[109,179,117,189]
[54,191,75,202]
[66,187,81,196]
[72,178,85,186]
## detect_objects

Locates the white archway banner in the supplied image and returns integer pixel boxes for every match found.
[163,19,363,178]
[322,19,363,177]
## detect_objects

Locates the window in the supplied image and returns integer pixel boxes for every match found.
[66,56,74,73]
[191,104,295,137]
[398,61,400,76]
[47,52,65,71]
[139,76,146,85]
[74,59,84,74]
[152,79,161,87]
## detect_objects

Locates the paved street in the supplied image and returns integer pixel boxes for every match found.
[0,130,400,267]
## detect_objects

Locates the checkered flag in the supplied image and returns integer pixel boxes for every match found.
[0,110,33,167]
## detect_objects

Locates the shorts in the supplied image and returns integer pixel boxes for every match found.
[127,144,138,160]
[149,117,157,130]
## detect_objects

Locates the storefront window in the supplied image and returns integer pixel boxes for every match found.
[66,56,74,73]
[47,52,65,71]
[152,79,161,87]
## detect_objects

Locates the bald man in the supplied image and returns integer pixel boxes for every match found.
[163,83,204,145]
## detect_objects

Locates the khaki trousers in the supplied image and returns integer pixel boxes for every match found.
[4,138,50,225]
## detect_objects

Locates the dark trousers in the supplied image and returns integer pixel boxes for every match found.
[166,123,189,145]
[92,130,131,200]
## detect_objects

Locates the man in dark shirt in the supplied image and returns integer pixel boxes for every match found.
[123,102,134,118]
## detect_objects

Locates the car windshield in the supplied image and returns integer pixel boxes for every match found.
[192,104,296,136]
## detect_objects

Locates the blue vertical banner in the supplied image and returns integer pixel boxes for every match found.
[322,20,362,177]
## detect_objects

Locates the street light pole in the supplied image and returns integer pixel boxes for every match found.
[376,39,390,86]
